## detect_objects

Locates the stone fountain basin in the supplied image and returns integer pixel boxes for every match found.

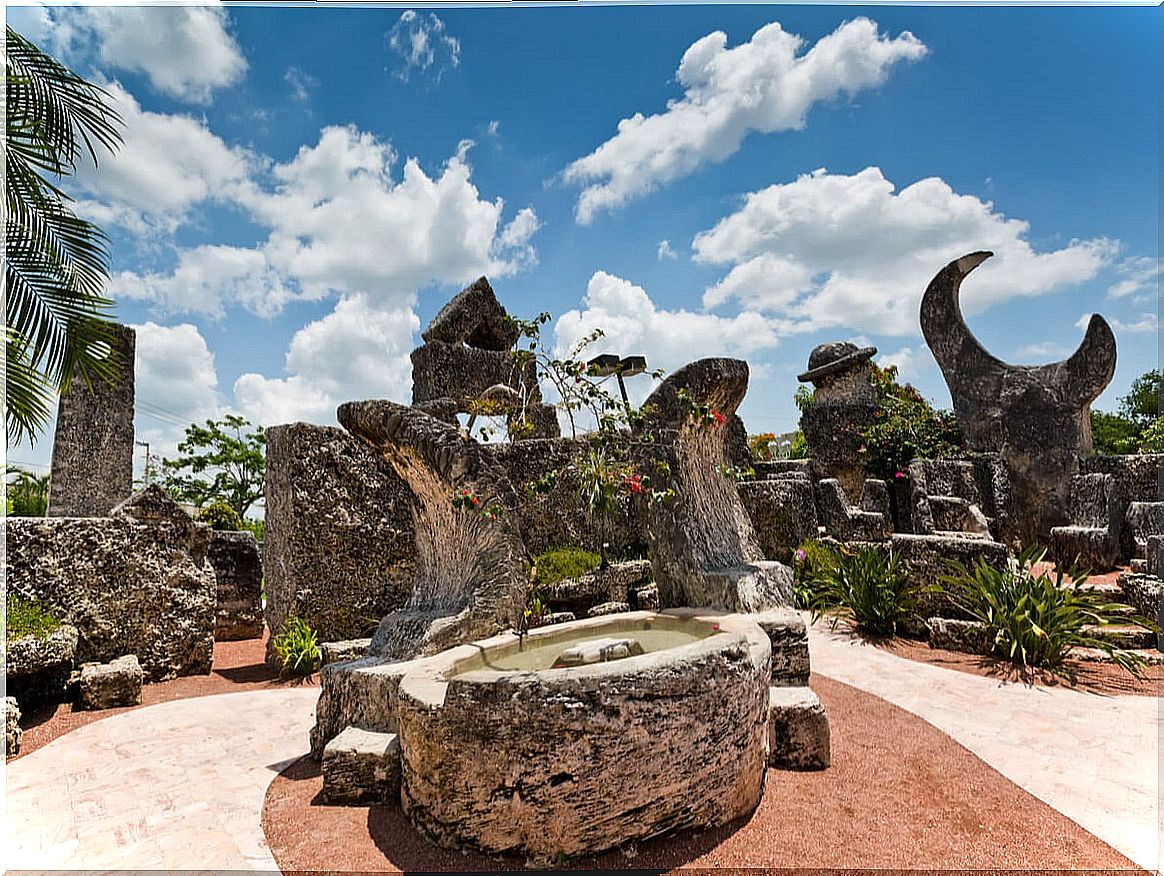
[395,610,771,862]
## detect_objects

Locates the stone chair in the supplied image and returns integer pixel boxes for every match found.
[337,399,527,661]
[632,358,794,611]
[1049,473,1121,572]
[908,458,999,540]
[815,478,891,542]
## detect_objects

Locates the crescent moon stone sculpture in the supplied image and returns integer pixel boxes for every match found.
[920,251,1117,546]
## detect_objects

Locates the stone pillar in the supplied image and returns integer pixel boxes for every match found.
[797,341,878,503]
[47,324,136,517]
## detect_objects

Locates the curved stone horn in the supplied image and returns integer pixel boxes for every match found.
[919,251,1002,400]
[1054,313,1118,404]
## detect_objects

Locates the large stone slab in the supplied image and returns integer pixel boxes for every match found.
[410,341,537,408]
[209,531,264,641]
[263,423,415,656]
[47,323,136,517]
[889,533,1010,624]
[928,617,995,656]
[5,487,216,680]
[5,624,78,706]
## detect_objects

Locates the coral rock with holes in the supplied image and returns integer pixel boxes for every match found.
[77,654,144,710]
[5,697,22,757]
[767,686,830,770]
[321,726,402,805]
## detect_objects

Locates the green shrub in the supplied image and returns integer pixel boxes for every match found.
[240,517,265,542]
[6,594,61,642]
[860,365,961,481]
[194,499,242,531]
[807,545,918,637]
[791,539,841,609]
[938,546,1154,677]
[534,546,602,586]
[271,617,321,676]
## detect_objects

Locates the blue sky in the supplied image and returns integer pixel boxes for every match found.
[6,3,1159,479]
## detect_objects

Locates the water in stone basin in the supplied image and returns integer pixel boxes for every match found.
[447,615,717,674]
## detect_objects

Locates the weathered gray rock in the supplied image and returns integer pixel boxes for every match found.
[921,252,1117,546]
[1050,474,1120,572]
[5,488,216,680]
[889,533,1010,623]
[543,559,652,614]
[632,358,793,611]
[321,726,401,805]
[263,423,415,656]
[421,276,519,350]
[47,323,136,517]
[908,455,1010,541]
[631,583,660,611]
[5,697,21,757]
[585,600,632,617]
[1125,501,1164,560]
[310,656,416,758]
[738,477,819,563]
[411,341,536,409]
[797,341,878,502]
[750,608,810,686]
[1148,536,1163,577]
[209,531,264,641]
[927,617,995,656]
[1117,573,1163,628]
[77,655,143,710]
[767,686,830,770]
[1081,453,1162,561]
[339,400,526,661]
[6,623,78,706]
[753,459,812,480]
[540,611,576,626]
[492,436,643,558]
[395,613,771,861]
[321,639,372,665]
[816,479,890,542]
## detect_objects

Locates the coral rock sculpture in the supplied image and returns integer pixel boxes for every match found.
[921,251,1117,545]
[633,358,794,611]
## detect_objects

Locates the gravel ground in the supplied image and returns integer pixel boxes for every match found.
[261,674,1143,873]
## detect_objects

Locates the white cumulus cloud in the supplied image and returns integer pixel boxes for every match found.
[564,17,927,223]
[554,271,783,385]
[43,6,246,103]
[387,9,461,83]
[1108,256,1160,300]
[233,295,419,427]
[657,240,679,260]
[694,166,1118,336]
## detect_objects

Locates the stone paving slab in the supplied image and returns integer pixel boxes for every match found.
[807,616,1160,872]
[4,687,317,871]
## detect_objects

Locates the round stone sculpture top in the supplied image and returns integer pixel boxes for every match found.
[797,341,877,384]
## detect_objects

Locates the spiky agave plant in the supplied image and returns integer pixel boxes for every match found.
[808,545,919,637]
[938,546,1155,677]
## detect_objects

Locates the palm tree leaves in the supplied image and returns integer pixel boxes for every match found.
[4,27,124,445]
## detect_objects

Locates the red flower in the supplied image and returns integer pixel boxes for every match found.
[711,410,725,427]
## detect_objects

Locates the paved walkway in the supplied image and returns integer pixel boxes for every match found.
[4,687,318,871]
[808,618,1160,872]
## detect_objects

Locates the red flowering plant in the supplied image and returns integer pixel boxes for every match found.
[450,488,503,522]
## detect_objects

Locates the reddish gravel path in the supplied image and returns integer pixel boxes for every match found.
[10,633,318,761]
[262,674,1144,873]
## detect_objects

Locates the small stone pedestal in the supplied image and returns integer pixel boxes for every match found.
[77,655,143,710]
[768,686,830,770]
[321,725,402,805]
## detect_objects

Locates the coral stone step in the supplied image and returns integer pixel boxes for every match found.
[321,726,401,805]
[1082,624,1159,650]
[767,686,830,770]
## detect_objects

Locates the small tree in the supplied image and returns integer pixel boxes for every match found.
[859,364,961,480]
[161,415,265,517]
[1090,369,1163,454]
[5,465,50,516]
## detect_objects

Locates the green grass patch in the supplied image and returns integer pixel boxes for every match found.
[534,546,602,586]
[6,594,61,642]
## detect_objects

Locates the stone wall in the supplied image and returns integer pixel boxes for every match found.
[1081,454,1162,560]
[209,531,264,640]
[490,436,645,559]
[47,323,136,516]
[263,423,416,654]
[5,487,216,680]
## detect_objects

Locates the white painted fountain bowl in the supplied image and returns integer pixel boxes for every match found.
[395,610,771,863]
